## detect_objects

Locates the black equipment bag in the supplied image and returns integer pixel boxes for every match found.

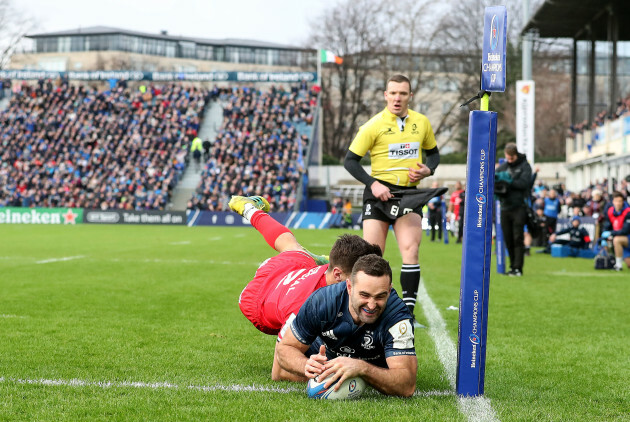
[594,250,615,270]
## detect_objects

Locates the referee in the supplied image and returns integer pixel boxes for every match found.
[343,74,441,326]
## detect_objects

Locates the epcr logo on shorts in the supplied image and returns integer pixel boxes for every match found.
[476,193,486,204]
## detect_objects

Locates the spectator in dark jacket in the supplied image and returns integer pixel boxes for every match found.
[495,143,532,276]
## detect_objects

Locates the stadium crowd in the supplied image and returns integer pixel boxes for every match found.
[568,93,630,137]
[443,175,630,252]
[0,80,209,210]
[187,85,315,212]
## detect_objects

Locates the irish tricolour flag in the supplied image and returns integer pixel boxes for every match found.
[320,49,343,64]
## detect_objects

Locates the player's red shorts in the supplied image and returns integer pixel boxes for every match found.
[239,250,328,335]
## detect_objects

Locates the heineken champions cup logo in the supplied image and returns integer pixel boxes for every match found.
[490,15,499,50]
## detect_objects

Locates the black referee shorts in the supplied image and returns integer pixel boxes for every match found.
[362,181,423,224]
[361,181,449,225]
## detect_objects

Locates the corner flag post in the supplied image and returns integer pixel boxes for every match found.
[456,5,507,397]
[442,201,449,244]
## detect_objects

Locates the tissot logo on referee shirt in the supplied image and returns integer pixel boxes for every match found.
[388,142,419,159]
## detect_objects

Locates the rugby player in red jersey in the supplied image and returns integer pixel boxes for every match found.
[228,195,381,379]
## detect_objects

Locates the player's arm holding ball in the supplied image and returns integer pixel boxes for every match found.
[319,353,417,397]
[277,326,416,397]
[275,330,328,381]
[274,301,330,381]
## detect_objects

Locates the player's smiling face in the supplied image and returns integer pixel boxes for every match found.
[347,271,391,325]
[384,81,412,117]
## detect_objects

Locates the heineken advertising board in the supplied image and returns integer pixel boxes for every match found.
[0,208,82,225]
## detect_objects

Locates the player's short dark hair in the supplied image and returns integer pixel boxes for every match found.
[504,142,518,156]
[329,234,382,275]
[350,254,392,285]
[386,74,412,92]
[612,191,624,200]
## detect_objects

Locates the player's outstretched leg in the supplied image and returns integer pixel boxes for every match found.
[229,195,292,251]
[228,195,328,264]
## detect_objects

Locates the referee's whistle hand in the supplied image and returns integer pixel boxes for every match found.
[408,163,430,182]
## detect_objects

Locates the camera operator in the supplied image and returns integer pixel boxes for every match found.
[494,143,533,276]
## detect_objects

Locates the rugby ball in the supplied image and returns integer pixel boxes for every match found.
[306,374,367,400]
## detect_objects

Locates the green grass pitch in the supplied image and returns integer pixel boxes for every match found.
[0,224,627,421]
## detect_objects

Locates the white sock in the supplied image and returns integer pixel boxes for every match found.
[242,203,259,221]
[616,257,623,268]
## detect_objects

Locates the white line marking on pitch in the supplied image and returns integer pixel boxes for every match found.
[0,314,27,319]
[418,279,500,422]
[108,258,259,266]
[169,241,191,245]
[549,271,615,277]
[0,377,302,394]
[35,255,85,264]
[414,389,455,397]
[0,376,452,398]
[1,256,260,267]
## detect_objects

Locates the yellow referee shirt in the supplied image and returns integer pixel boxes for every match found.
[349,108,437,187]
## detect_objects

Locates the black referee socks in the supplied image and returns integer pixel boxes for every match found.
[400,264,420,315]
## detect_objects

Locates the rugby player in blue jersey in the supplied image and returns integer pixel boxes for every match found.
[275,254,417,397]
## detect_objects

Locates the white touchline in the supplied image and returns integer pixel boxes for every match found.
[417,278,500,422]
[35,255,85,264]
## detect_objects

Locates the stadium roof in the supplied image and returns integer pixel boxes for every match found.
[522,0,630,40]
[27,26,307,50]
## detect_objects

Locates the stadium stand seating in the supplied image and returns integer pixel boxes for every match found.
[0,81,210,210]
[568,93,630,137]
[187,85,316,212]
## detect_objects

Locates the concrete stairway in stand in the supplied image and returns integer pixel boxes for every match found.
[169,99,223,210]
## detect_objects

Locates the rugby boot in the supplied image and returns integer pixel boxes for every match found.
[228,195,270,217]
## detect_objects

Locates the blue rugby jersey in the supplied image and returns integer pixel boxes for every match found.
[290,282,415,368]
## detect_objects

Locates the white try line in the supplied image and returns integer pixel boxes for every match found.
[35,255,85,264]
[417,278,500,422]
[0,376,451,398]
[0,376,302,394]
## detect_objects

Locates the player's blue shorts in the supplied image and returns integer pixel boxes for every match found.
[623,235,630,259]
